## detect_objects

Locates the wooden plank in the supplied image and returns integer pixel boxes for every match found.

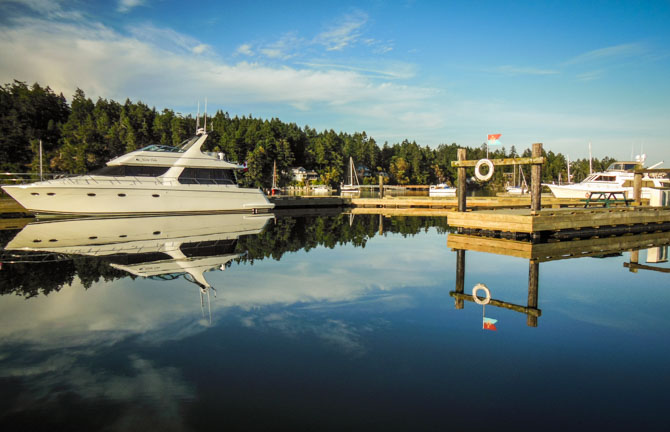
[451,157,544,167]
[624,262,670,273]
[447,231,670,263]
[351,208,452,217]
[450,292,542,317]
[448,235,533,258]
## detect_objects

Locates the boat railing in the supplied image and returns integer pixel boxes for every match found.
[3,172,238,187]
[1,172,75,185]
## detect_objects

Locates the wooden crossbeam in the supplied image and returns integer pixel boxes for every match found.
[449,291,542,317]
[623,262,670,273]
[451,156,544,168]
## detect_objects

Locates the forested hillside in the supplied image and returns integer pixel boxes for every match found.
[0,81,614,189]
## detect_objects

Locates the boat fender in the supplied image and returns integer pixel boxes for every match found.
[472,283,491,305]
[474,159,494,181]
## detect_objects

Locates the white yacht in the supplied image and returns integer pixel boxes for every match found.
[1,129,274,215]
[544,159,669,200]
[5,212,273,289]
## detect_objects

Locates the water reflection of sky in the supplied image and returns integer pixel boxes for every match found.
[1,218,669,431]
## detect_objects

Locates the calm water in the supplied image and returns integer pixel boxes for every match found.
[0,212,669,431]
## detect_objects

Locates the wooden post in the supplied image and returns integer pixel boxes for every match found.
[379,174,384,198]
[531,143,542,215]
[457,148,467,212]
[633,172,642,206]
[527,260,539,327]
[455,249,465,309]
[379,213,383,235]
[628,250,639,273]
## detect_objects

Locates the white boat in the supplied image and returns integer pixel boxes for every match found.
[5,212,273,288]
[1,129,274,215]
[5,212,273,322]
[310,184,331,194]
[544,158,669,200]
[505,163,529,195]
[429,183,456,197]
[340,157,360,194]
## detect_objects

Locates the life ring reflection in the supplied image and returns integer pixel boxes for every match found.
[474,158,494,181]
[472,283,491,305]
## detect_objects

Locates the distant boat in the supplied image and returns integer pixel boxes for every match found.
[311,184,331,194]
[544,157,668,199]
[506,163,528,195]
[429,183,456,197]
[340,157,360,194]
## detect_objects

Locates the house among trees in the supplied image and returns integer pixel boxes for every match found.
[291,167,318,184]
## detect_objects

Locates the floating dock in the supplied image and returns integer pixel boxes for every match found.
[447,206,670,241]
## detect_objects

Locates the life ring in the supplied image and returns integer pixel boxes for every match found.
[474,159,494,181]
[472,283,491,305]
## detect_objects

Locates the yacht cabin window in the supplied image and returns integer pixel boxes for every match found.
[178,168,237,185]
[91,165,170,177]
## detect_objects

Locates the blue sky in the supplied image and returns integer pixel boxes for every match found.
[0,0,668,162]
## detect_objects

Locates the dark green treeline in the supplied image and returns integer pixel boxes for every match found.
[1,81,615,189]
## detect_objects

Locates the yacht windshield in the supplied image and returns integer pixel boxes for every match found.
[179,135,201,151]
[139,144,183,153]
[606,162,639,171]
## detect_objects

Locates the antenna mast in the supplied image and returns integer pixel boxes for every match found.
[204,98,207,132]
[196,101,200,132]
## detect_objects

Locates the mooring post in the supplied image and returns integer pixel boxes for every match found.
[531,143,543,215]
[457,148,467,212]
[628,250,639,273]
[527,259,539,327]
[633,172,642,206]
[379,174,384,198]
[455,249,465,309]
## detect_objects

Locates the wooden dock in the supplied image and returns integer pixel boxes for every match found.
[447,230,670,263]
[447,206,670,239]
[269,196,350,209]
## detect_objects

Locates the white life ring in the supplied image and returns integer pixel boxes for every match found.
[472,283,491,305]
[474,159,494,181]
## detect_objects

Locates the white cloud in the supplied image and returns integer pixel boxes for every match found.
[117,0,145,13]
[315,10,368,51]
[127,22,213,55]
[564,43,647,65]
[494,65,559,76]
[0,16,437,124]
[235,43,254,56]
[258,32,302,60]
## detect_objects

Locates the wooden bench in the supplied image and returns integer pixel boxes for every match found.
[583,191,630,208]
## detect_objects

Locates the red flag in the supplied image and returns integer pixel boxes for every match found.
[487,134,501,141]
[483,317,498,331]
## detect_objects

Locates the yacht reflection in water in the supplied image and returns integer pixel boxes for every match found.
[448,231,670,327]
[5,213,274,321]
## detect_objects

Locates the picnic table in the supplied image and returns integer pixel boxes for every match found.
[583,191,630,208]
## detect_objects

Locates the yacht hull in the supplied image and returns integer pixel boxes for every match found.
[2,179,274,215]
[545,184,654,200]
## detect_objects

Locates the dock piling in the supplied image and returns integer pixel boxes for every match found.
[531,143,542,215]
[457,148,467,212]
